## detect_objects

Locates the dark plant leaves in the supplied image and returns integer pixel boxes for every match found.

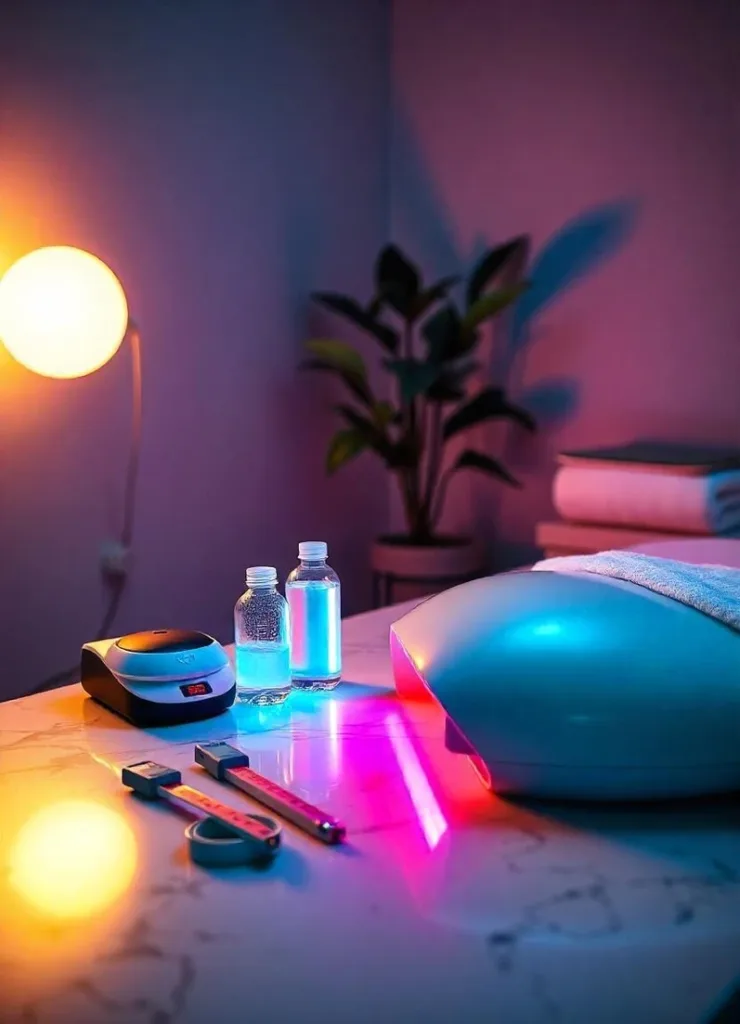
[333,406,415,471]
[326,429,368,474]
[384,358,442,402]
[466,236,530,307]
[443,387,536,440]
[426,374,465,403]
[312,292,365,321]
[497,396,536,432]
[422,304,462,362]
[371,400,398,427]
[375,245,421,317]
[335,404,393,457]
[335,404,379,434]
[312,291,399,352]
[410,275,460,321]
[386,437,419,470]
[452,449,521,487]
[366,294,385,318]
[426,360,479,403]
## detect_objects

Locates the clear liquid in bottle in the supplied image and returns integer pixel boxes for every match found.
[286,542,341,691]
[234,567,291,705]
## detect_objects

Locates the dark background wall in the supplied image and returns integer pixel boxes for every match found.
[0,0,390,699]
[391,0,740,565]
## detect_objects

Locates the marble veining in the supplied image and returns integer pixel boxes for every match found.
[1,602,740,1023]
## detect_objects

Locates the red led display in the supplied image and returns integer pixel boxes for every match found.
[179,681,212,698]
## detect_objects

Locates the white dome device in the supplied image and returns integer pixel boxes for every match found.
[81,630,236,727]
[390,571,740,800]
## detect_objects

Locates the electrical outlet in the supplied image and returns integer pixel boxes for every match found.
[100,540,132,579]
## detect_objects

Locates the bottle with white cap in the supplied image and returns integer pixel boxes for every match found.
[286,541,341,690]
[234,567,291,705]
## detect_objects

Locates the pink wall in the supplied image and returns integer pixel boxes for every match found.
[0,0,390,699]
[391,0,740,566]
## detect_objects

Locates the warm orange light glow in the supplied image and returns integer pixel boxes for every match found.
[9,799,137,919]
[0,246,128,379]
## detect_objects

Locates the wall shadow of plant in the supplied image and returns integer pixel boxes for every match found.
[509,200,638,374]
[493,200,639,566]
[391,105,638,563]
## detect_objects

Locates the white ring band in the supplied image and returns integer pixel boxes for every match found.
[186,814,281,866]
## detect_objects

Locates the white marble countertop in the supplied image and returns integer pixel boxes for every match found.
[2,600,740,1024]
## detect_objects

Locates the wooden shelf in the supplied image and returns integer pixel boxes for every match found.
[536,520,697,558]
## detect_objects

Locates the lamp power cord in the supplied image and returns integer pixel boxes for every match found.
[29,324,143,695]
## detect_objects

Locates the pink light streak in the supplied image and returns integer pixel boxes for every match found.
[328,698,340,780]
[385,712,448,850]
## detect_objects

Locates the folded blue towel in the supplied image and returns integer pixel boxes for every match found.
[532,550,740,632]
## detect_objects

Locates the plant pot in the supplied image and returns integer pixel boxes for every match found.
[371,534,488,607]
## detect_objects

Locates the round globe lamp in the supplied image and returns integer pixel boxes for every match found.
[0,245,129,379]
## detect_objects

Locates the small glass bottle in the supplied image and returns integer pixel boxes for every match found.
[234,566,291,705]
[286,541,341,691]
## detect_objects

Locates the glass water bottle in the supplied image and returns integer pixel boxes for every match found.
[286,541,341,691]
[234,566,291,705]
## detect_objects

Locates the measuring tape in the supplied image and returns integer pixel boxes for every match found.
[122,760,281,865]
[195,741,346,845]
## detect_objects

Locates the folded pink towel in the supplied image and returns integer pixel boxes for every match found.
[533,550,740,632]
[552,465,740,534]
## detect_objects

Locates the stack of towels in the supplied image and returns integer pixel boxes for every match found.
[553,441,740,537]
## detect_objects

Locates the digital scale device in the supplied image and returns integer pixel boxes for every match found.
[81,629,236,727]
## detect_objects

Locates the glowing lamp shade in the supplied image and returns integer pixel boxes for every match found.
[0,246,128,379]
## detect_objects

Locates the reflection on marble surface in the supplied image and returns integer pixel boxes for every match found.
[1,602,740,1023]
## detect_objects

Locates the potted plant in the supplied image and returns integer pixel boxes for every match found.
[304,239,535,598]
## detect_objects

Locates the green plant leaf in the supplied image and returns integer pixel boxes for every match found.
[335,404,392,455]
[443,387,536,441]
[375,245,421,318]
[461,283,528,336]
[452,449,521,487]
[312,292,399,352]
[333,406,413,471]
[384,358,442,402]
[301,359,373,406]
[305,339,367,378]
[422,304,463,362]
[410,275,460,320]
[467,236,530,307]
[326,429,368,474]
